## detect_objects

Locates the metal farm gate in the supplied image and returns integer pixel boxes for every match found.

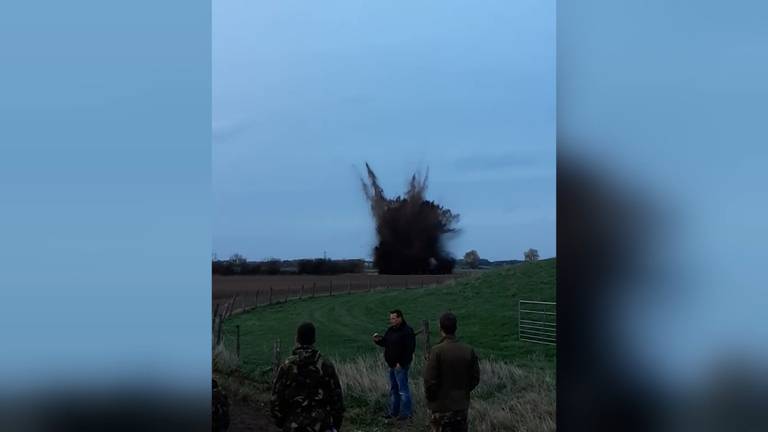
[518,300,556,345]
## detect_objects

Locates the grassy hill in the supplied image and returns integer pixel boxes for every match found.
[222,258,555,376]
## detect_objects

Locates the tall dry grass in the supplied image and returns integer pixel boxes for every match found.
[334,355,555,431]
[212,344,554,431]
[213,343,240,374]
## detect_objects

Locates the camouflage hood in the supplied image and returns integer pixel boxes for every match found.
[271,344,346,431]
[291,345,322,366]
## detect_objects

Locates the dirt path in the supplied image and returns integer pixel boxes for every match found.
[227,397,280,432]
[215,372,279,432]
[216,371,425,432]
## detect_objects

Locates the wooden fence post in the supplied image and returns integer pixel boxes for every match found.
[222,299,230,319]
[227,294,238,318]
[269,286,273,305]
[423,319,431,360]
[272,340,277,373]
[330,280,333,297]
[212,314,218,350]
[273,337,282,374]
[255,289,259,309]
[312,282,316,298]
[368,279,372,292]
[223,298,229,319]
[348,280,351,295]
[236,325,240,358]
[212,305,219,343]
[300,284,304,299]
[216,316,223,346]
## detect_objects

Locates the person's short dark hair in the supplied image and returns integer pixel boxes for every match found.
[439,312,457,335]
[296,321,316,345]
[389,309,403,319]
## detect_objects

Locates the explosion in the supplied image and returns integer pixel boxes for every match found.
[361,163,459,274]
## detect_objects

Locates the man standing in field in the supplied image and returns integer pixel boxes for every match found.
[271,322,345,432]
[423,312,481,432]
[372,309,416,421]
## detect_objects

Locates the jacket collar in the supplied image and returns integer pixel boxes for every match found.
[439,334,458,343]
[391,320,407,330]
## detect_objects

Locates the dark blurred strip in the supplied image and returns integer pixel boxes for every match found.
[1,388,209,432]
[557,1,768,431]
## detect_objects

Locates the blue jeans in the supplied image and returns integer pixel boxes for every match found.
[388,366,412,418]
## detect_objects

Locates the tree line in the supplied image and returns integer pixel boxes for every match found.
[212,254,366,276]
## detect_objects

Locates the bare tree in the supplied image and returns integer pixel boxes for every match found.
[228,253,247,265]
[524,248,539,263]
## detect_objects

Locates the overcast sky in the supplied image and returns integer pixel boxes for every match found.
[213,0,555,261]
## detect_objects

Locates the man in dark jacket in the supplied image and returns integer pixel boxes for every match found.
[423,312,480,432]
[271,322,345,432]
[372,309,416,421]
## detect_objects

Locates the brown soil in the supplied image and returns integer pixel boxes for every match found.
[212,273,461,313]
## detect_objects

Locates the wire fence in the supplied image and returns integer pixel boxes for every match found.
[212,275,462,318]
[212,312,435,378]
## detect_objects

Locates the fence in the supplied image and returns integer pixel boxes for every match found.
[214,301,554,379]
[518,300,556,345]
[212,275,462,318]
[212,308,241,356]
[213,313,436,377]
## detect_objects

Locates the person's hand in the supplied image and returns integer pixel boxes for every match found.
[373,333,382,342]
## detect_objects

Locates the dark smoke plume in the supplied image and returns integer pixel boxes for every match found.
[361,163,459,274]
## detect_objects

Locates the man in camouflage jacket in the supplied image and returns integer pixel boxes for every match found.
[271,322,345,432]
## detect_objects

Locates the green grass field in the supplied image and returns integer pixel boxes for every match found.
[222,258,556,377]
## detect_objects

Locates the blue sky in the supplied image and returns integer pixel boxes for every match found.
[213,0,555,261]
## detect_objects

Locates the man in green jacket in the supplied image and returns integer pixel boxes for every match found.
[423,312,481,432]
